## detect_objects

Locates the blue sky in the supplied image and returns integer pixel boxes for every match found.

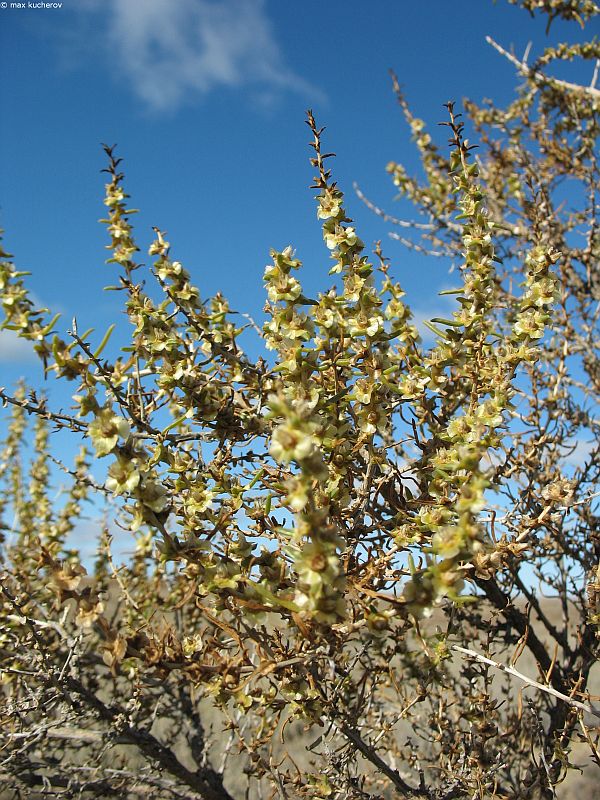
[2,0,597,384]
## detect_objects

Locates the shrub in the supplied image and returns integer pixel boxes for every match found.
[1,1,599,797]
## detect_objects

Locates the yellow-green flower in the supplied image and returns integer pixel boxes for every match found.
[514,309,547,339]
[88,408,130,457]
[432,526,465,560]
[138,479,169,513]
[317,189,343,220]
[270,422,318,464]
[106,456,140,495]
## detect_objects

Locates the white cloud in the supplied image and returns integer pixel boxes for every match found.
[562,436,596,470]
[0,330,37,365]
[81,0,323,111]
